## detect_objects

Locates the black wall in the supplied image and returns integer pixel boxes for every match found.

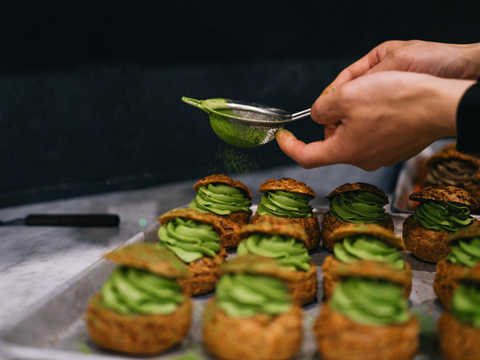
[1,1,479,207]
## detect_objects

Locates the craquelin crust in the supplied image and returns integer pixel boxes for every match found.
[326,260,412,290]
[179,247,228,296]
[158,208,225,235]
[446,224,480,244]
[221,255,300,282]
[286,262,317,306]
[238,217,309,246]
[427,143,479,169]
[251,213,320,250]
[313,303,419,360]
[329,223,405,250]
[224,211,250,228]
[191,175,252,240]
[322,255,412,300]
[423,143,480,204]
[208,213,242,248]
[86,293,192,355]
[159,208,239,249]
[202,298,303,360]
[258,177,316,197]
[438,312,480,360]
[409,185,478,209]
[321,212,394,252]
[403,216,480,263]
[458,263,480,283]
[193,174,252,200]
[236,219,316,305]
[326,182,389,203]
[434,259,470,310]
[103,243,189,279]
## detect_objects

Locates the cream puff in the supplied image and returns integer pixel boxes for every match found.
[85,243,192,355]
[252,177,320,250]
[158,208,227,295]
[322,182,393,252]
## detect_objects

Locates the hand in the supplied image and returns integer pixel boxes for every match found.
[328,40,480,91]
[276,71,475,171]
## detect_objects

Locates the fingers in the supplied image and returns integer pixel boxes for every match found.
[329,40,407,89]
[329,53,379,89]
[365,56,398,75]
[310,87,343,125]
[275,130,340,169]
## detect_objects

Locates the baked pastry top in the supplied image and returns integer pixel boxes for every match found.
[193,174,252,200]
[104,242,189,279]
[259,177,317,197]
[330,223,404,250]
[158,209,223,263]
[409,186,476,232]
[330,224,405,270]
[446,225,480,267]
[326,182,389,202]
[237,219,311,272]
[238,218,309,245]
[190,174,252,216]
[257,178,315,218]
[99,244,188,316]
[410,185,478,208]
[425,142,479,188]
[327,183,390,224]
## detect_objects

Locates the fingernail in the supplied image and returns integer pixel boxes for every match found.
[275,129,296,140]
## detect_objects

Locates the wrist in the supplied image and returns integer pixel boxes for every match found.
[460,43,480,79]
[431,77,476,138]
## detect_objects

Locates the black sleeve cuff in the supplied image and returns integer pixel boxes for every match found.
[457,80,480,155]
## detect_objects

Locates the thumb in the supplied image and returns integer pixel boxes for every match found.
[275,130,340,169]
[310,87,343,126]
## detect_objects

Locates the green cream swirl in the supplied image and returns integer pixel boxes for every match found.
[413,201,473,232]
[216,273,292,317]
[330,277,410,326]
[330,191,388,223]
[447,238,480,267]
[452,283,480,328]
[334,235,404,269]
[190,183,252,216]
[158,218,221,263]
[237,233,311,271]
[101,266,184,315]
[257,190,313,218]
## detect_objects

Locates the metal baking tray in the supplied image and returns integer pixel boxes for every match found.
[0,207,443,360]
[391,139,456,214]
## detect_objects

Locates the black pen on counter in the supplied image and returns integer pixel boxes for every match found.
[0,214,120,227]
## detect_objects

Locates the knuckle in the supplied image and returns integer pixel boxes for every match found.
[336,85,350,101]
[390,48,402,60]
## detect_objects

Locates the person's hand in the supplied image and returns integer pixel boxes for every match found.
[328,40,480,91]
[276,71,475,171]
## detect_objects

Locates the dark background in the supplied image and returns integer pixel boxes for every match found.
[1,1,479,207]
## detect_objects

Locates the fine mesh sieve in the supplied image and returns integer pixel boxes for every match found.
[182,97,311,148]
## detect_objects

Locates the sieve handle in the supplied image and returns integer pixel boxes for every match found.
[291,109,311,121]
[182,97,207,112]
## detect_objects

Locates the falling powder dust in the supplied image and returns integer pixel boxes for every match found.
[212,144,261,175]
